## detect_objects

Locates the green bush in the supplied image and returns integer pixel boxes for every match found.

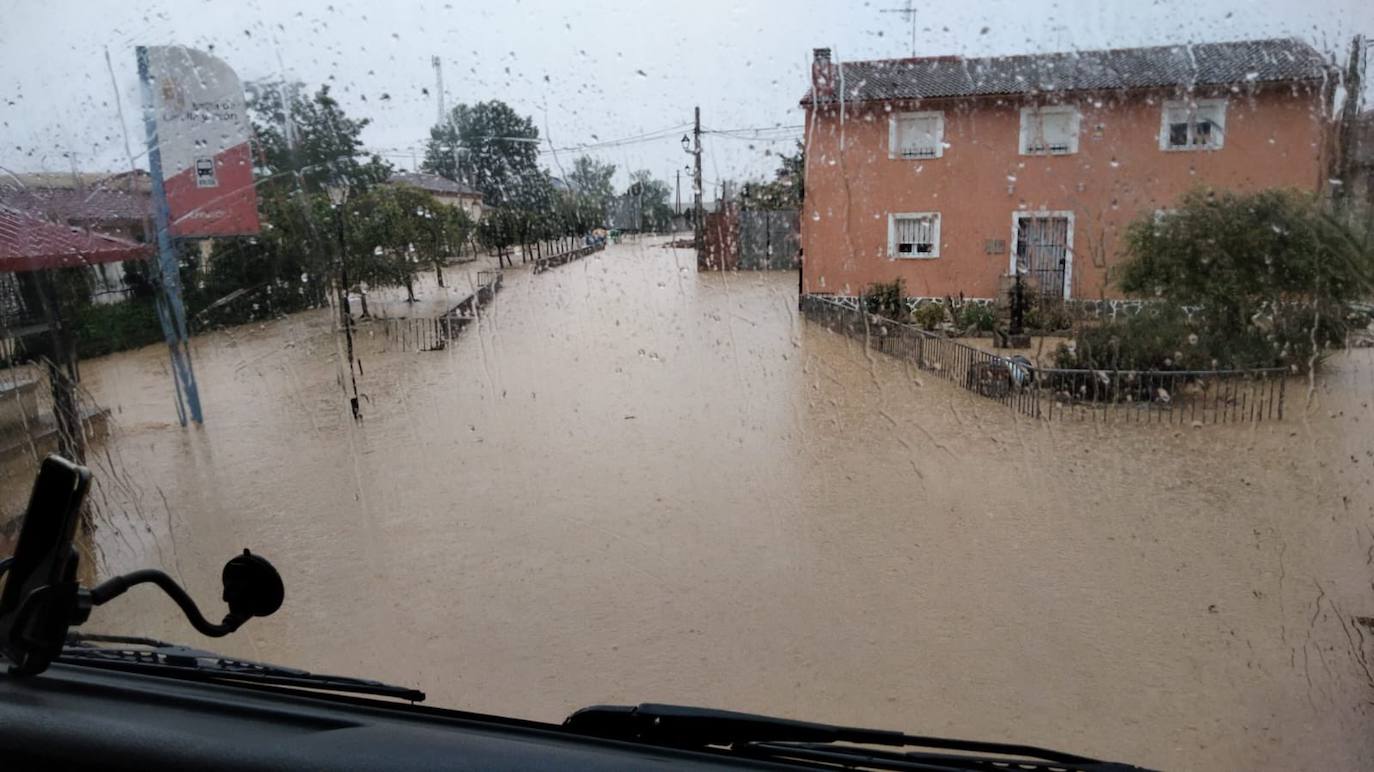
[1026,300,1074,333]
[863,279,906,319]
[1055,304,1202,370]
[912,302,946,331]
[958,303,996,332]
[71,298,165,359]
[1053,302,1343,371]
[1115,187,1374,371]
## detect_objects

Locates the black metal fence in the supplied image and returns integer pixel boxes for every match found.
[532,240,606,274]
[381,271,504,353]
[383,316,456,353]
[800,295,1286,424]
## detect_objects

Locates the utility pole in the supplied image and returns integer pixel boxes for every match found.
[675,169,681,224]
[1333,35,1365,213]
[693,106,703,254]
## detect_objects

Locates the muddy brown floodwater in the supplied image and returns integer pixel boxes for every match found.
[5,236,1372,770]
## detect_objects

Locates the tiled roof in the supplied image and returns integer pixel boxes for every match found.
[2,170,151,193]
[388,172,481,197]
[0,186,149,224]
[804,38,1329,105]
[0,206,151,272]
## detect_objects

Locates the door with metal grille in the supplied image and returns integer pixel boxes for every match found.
[1014,215,1070,299]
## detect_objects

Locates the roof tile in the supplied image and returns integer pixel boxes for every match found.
[804,38,1329,104]
[388,172,482,197]
[0,206,151,272]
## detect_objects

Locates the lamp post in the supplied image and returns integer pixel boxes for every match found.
[325,179,361,420]
[681,135,695,240]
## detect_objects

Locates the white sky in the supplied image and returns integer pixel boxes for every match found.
[2,0,1371,192]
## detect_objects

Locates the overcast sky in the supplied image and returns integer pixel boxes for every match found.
[2,0,1371,192]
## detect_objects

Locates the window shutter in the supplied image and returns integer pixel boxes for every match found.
[1022,107,1077,154]
[894,113,941,158]
[1040,111,1074,151]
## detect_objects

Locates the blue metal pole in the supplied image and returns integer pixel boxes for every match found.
[136,46,203,425]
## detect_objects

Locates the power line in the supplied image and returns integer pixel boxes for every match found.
[705,134,801,143]
[538,123,692,155]
[368,122,696,163]
[703,124,804,134]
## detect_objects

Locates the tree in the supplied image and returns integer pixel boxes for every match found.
[249,82,391,194]
[187,173,336,328]
[626,170,673,231]
[1112,187,1374,370]
[428,204,475,287]
[196,186,334,319]
[566,156,616,224]
[183,80,397,326]
[478,207,523,266]
[740,142,803,210]
[421,118,462,182]
[421,101,544,207]
[387,180,476,288]
[342,185,454,307]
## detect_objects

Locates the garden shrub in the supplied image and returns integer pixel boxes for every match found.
[1112,187,1373,372]
[863,279,906,319]
[912,302,946,331]
[958,303,996,333]
[1054,302,1349,371]
[1025,300,1073,333]
[71,298,165,359]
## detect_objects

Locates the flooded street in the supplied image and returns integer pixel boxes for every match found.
[20,236,1373,770]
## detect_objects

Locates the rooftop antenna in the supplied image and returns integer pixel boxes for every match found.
[879,0,917,58]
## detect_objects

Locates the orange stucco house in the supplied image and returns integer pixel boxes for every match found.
[800,39,1334,305]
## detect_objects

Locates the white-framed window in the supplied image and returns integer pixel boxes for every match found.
[1019,105,1080,155]
[889,111,944,159]
[888,212,941,258]
[1159,98,1226,150]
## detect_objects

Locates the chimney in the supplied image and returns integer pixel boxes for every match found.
[811,47,835,101]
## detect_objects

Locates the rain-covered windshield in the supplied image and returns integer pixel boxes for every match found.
[2,2,1374,769]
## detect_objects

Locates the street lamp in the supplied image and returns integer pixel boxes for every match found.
[323,179,351,318]
[324,178,361,420]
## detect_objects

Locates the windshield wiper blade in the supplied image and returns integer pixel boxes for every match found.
[57,638,425,702]
[564,704,1153,772]
[733,741,1146,772]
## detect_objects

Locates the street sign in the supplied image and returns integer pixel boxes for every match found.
[144,45,259,237]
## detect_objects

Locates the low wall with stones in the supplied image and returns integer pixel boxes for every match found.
[809,294,1160,321]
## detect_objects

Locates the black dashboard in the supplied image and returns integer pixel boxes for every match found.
[0,662,787,770]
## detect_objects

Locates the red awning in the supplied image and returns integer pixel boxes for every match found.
[0,205,151,272]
